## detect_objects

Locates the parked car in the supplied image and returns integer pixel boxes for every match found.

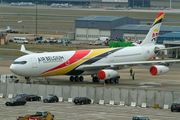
[5,97,26,106]
[15,93,28,99]
[73,97,91,105]
[26,94,41,101]
[43,94,59,103]
[132,116,150,120]
[171,103,180,112]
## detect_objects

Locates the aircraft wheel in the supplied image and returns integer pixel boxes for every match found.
[114,78,119,84]
[109,78,113,84]
[105,80,109,84]
[75,76,79,82]
[92,77,96,82]
[79,76,83,82]
[70,76,74,81]
[96,77,100,83]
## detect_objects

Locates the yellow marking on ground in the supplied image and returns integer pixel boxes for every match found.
[0,58,3,59]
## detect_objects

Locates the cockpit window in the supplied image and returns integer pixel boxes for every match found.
[13,61,27,64]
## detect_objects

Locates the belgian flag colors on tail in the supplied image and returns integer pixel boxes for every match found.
[140,12,165,46]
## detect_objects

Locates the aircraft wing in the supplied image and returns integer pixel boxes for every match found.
[20,45,34,54]
[76,60,180,71]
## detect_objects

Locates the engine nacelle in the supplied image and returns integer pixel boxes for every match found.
[98,69,119,80]
[150,65,169,76]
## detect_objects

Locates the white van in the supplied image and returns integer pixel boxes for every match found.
[0,74,19,83]
[98,37,109,42]
[13,37,28,44]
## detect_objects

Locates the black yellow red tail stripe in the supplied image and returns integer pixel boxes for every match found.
[152,12,164,26]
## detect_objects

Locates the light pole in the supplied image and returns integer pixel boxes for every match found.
[35,2,38,37]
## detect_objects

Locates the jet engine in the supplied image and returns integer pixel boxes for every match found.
[150,65,169,75]
[98,69,119,80]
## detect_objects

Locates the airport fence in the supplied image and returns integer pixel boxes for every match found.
[0,83,179,109]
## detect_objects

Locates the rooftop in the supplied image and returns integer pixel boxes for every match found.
[76,16,125,21]
[114,25,180,32]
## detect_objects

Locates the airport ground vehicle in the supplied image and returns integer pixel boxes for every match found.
[89,40,103,45]
[0,74,19,83]
[13,37,28,44]
[15,93,28,99]
[5,97,26,106]
[73,97,91,105]
[26,94,41,101]
[132,116,150,120]
[6,26,18,33]
[17,111,54,120]
[171,103,180,112]
[43,94,59,103]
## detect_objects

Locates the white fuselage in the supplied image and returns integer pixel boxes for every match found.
[10,45,155,77]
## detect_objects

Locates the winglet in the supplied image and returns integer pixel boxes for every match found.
[20,45,34,54]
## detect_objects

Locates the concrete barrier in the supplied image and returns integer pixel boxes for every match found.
[112,88,120,105]
[38,85,47,98]
[31,84,39,95]
[147,91,155,107]
[155,91,165,108]
[71,86,79,98]
[173,92,180,103]
[23,84,31,94]
[104,88,112,104]
[46,85,55,95]
[164,92,173,107]
[129,89,137,106]
[54,86,63,97]
[137,90,147,106]
[78,86,87,97]
[1,83,180,109]
[7,83,14,97]
[0,83,6,97]
[62,86,71,101]
[120,89,129,105]
[87,87,95,100]
[95,87,104,103]
[14,83,23,94]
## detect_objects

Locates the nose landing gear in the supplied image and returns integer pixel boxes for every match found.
[25,77,31,84]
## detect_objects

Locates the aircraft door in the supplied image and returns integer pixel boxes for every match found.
[31,58,37,68]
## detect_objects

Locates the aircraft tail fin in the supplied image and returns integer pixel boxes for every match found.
[140,12,165,46]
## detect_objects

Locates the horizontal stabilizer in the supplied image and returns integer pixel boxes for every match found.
[20,45,34,54]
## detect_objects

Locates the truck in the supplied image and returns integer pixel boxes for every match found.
[6,26,18,33]
[17,111,54,120]
[0,74,19,83]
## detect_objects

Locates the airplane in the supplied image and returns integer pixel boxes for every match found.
[10,12,180,84]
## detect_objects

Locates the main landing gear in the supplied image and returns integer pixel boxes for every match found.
[92,76,100,83]
[69,76,84,82]
[104,77,120,84]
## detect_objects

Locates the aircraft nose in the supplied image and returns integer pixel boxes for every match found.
[10,64,16,73]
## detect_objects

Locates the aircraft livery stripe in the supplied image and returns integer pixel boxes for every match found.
[40,48,117,77]
[152,12,164,26]
[40,49,91,75]
[65,47,123,75]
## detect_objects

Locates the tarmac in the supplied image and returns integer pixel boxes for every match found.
[1,54,180,93]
